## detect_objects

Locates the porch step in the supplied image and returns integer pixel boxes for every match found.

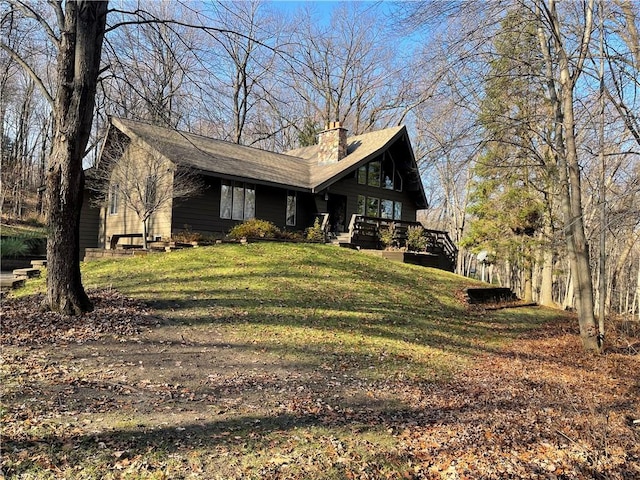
[329,233,351,245]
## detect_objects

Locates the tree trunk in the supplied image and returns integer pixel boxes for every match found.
[539,228,555,306]
[142,217,149,250]
[523,261,534,304]
[560,71,599,352]
[45,1,108,315]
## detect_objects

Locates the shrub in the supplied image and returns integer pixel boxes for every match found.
[173,224,203,243]
[0,237,30,258]
[228,218,280,240]
[379,222,396,249]
[406,226,427,252]
[277,230,304,242]
[304,218,325,242]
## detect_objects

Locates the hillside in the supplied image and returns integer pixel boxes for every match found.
[2,243,638,479]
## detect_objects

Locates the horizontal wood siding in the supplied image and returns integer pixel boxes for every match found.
[79,193,100,259]
[100,144,173,247]
[171,177,318,236]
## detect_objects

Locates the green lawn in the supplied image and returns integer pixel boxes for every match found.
[79,243,546,380]
[3,243,581,479]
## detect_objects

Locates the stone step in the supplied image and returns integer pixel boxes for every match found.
[1,277,25,290]
[12,268,41,279]
[31,259,47,268]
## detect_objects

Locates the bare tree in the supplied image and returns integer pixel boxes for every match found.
[1,1,109,314]
[286,3,404,134]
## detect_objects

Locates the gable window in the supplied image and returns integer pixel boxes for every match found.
[382,159,394,190]
[357,166,367,185]
[286,191,296,226]
[109,184,119,215]
[394,171,403,191]
[357,161,381,186]
[367,160,381,187]
[221,180,255,220]
[357,158,401,191]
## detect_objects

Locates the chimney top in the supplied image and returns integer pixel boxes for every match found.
[317,122,347,164]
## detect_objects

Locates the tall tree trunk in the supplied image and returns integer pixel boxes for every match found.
[561,89,599,351]
[537,0,599,351]
[539,225,555,306]
[45,1,108,315]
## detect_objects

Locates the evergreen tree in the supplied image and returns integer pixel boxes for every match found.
[463,8,550,302]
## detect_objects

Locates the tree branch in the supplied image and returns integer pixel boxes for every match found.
[10,0,60,47]
[0,42,54,105]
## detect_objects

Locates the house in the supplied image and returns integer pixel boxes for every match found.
[81,117,456,270]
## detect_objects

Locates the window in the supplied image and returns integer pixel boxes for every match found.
[286,191,296,226]
[109,184,119,215]
[357,195,366,215]
[232,183,245,220]
[358,196,401,219]
[380,199,393,219]
[367,160,381,187]
[394,170,403,191]
[393,201,402,220]
[221,180,255,220]
[357,158,402,191]
[244,185,256,219]
[382,158,394,190]
[365,197,379,217]
[220,182,232,219]
[357,166,367,185]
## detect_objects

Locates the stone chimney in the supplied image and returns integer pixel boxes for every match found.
[317,121,347,164]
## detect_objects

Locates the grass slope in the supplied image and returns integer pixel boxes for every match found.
[80,243,543,381]
[5,243,622,479]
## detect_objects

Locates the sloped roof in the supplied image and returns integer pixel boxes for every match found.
[108,118,423,203]
[111,118,313,189]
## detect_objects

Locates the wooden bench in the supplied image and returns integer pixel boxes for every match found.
[109,233,142,249]
[465,287,518,304]
[109,234,162,250]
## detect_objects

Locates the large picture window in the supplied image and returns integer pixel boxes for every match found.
[365,197,379,217]
[393,201,402,220]
[221,180,255,220]
[380,199,394,219]
[357,196,402,220]
[286,191,296,226]
[357,195,366,215]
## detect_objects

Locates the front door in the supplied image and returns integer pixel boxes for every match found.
[327,194,347,234]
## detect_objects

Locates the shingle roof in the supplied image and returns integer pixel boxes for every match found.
[109,118,412,193]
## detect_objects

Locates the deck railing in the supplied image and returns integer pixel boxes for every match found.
[347,214,458,269]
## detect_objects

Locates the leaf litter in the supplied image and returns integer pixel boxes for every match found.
[1,289,639,479]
